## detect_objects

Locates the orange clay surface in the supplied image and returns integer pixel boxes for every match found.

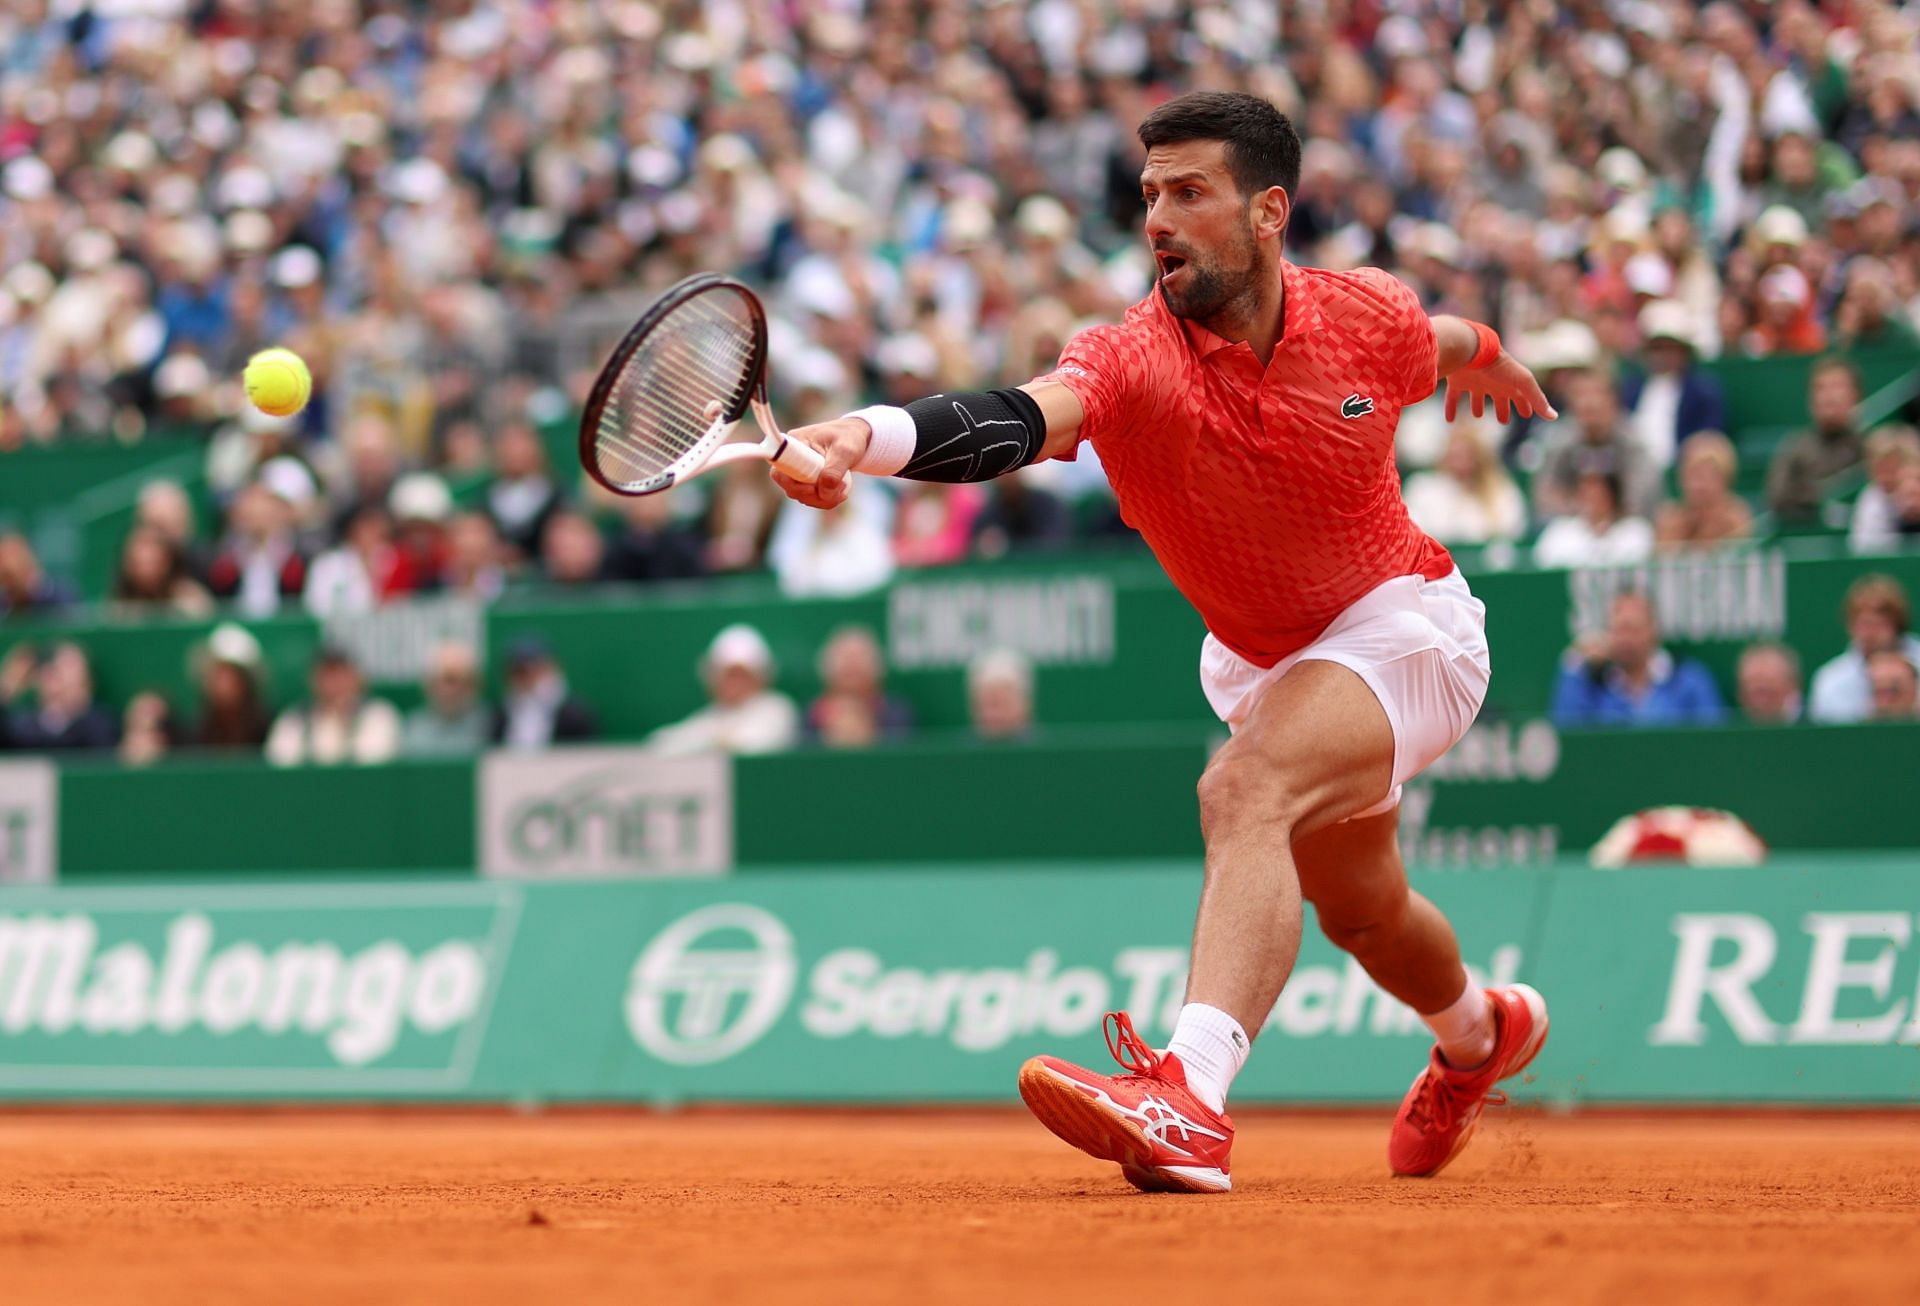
[1,1109,1916,1305]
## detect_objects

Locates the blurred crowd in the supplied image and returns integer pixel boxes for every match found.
[0,614,1036,763]
[1550,569,1920,726]
[4,0,1920,612]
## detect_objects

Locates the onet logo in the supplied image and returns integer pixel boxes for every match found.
[625,905,797,1065]
[1340,394,1375,420]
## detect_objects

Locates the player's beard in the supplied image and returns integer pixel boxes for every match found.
[1155,222,1267,326]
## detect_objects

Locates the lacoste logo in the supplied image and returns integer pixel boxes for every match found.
[1341,394,1374,419]
[1231,1030,1246,1049]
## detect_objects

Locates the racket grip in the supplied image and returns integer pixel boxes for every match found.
[773,436,826,483]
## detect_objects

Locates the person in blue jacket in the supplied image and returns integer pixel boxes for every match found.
[1552,589,1727,726]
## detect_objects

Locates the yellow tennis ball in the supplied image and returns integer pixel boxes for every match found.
[244,348,312,417]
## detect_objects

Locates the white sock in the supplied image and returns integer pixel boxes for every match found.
[1423,981,1495,1070]
[1165,1003,1249,1113]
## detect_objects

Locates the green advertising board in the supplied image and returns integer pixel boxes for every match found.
[41,721,1920,881]
[1,858,1915,1104]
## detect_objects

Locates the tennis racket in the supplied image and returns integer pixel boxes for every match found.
[578,273,826,496]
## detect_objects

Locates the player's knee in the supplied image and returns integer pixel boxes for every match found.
[1313,892,1409,958]
[1196,744,1299,839]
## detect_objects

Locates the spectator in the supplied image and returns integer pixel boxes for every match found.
[1832,258,1920,352]
[190,623,272,751]
[108,525,213,618]
[1866,650,1920,722]
[1849,428,1920,553]
[1767,359,1865,523]
[330,415,403,536]
[1809,575,1920,723]
[1401,427,1525,546]
[443,512,509,602]
[403,642,496,757]
[806,626,914,748]
[1533,372,1661,522]
[389,473,454,593]
[0,532,74,621]
[1620,302,1725,471]
[1655,434,1754,551]
[895,482,987,568]
[605,491,707,584]
[303,505,412,617]
[1736,642,1804,725]
[206,477,309,618]
[485,422,562,563]
[119,691,178,767]
[768,483,896,598]
[538,509,612,587]
[647,625,798,757]
[1551,591,1726,728]
[0,642,120,751]
[134,481,207,580]
[265,647,401,767]
[704,462,784,574]
[1534,470,1656,570]
[969,648,1036,741]
[496,638,597,749]
[974,469,1074,558]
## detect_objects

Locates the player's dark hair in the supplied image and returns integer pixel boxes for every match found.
[1137,92,1302,198]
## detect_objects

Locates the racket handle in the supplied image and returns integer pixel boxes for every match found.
[772,436,826,483]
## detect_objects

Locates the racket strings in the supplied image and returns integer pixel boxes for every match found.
[595,290,758,485]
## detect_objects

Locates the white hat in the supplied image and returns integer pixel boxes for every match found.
[1752,205,1808,248]
[704,624,774,676]
[1016,196,1073,243]
[204,622,264,671]
[272,245,322,289]
[787,346,847,394]
[3,156,53,201]
[877,333,939,378]
[1638,300,1698,349]
[154,353,212,400]
[1623,251,1674,298]
[389,472,453,523]
[1597,148,1649,193]
[788,262,856,320]
[215,164,275,212]
[259,457,318,509]
[1522,319,1602,372]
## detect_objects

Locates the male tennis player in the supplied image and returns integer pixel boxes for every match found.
[771,91,1554,1192]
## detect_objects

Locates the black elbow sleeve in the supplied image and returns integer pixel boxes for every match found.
[898,387,1049,483]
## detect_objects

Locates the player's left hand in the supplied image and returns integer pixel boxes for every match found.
[1445,353,1558,425]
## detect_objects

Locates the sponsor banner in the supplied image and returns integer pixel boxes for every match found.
[322,594,484,686]
[0,760,56,884]
[0,884,517,1092]
[1,861,1916,1102]
[477,747,732,879]
[887,575,1117,670]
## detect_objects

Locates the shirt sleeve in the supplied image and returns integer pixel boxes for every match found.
[1035,322,1153,453]
[1352,268,1439,404]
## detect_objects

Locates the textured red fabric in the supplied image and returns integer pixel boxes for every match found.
[1042,261,1452,667]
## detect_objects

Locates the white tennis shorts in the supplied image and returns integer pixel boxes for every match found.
[1199,568,1492,822]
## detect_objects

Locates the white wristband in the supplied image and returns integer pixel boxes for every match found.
[847,404,916,477]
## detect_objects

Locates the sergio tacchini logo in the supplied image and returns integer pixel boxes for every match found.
[625,904,797,1065]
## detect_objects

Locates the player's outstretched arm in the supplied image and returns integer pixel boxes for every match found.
[1431,316,1559,425]
[770,381,1085,511]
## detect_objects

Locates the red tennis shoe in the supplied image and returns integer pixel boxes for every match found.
[1018,1011,1234,1194]
[1389,983,1549,1178]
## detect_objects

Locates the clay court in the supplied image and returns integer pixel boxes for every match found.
[1,1110,1913,1304]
